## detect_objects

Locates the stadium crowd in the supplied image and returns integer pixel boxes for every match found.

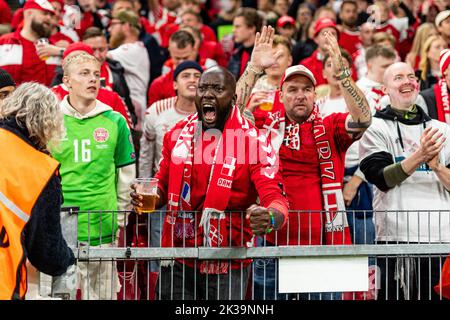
[0,0,450,301]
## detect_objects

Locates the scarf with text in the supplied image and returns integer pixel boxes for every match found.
[434,79,450,124]
[162,106,265,273]
[263,91,351,245]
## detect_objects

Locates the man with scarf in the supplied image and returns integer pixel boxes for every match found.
[360,62,450,300]
[131,26,289,300]
[420,49,450,124]
[240,31,372,300]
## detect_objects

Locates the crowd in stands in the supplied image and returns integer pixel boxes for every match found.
[1,0,450,301]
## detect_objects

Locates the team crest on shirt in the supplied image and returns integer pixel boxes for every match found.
[93,128,109,142]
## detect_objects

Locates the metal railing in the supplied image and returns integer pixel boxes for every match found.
[28,209,450,301]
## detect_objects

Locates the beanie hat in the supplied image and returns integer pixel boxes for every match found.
[62,42,94,60]
[0,68,16,89]
[173,60,203,81]
[440,49,450,76]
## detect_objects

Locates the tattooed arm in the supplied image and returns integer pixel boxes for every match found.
[235,26,282,115]
[324,32,372,140]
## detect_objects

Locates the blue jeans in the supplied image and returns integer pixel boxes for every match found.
[149,206,165,272]
[252,238,342,300]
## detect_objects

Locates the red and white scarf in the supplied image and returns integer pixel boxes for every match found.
[263,91,351,245]
[162,106,258,274]
[434,79,450,124]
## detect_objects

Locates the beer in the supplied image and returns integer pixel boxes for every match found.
[259,101,273,111]
[134,177,158,214]
[137,193,157,214]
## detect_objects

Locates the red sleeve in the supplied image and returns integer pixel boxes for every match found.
[326,112,355,153]
[154,126,177,204]
[213,41,228,67]
[249,130,289,227]
[201,25,217,43]
[147,76,164,106]
[111,91,132,128]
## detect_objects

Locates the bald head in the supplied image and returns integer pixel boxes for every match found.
[202,66,237,91]
[383,62,419,110]
[383,62,414,86]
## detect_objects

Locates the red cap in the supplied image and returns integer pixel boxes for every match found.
[23,0,55,14]
[49,0,65,9]
[62,42,94,60]
[280,65,317,88]
[313,17,339,38]
[277,15,296,28]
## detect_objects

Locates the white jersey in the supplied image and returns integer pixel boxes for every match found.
[359,116,450,242]
[109,41,150,131]
[139,97,194,177]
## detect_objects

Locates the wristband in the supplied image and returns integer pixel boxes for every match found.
[247,63,264,76]
[265,210,275,234]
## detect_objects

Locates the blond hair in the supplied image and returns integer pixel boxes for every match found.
[63,52,100,76]
[419,35,445,81]
[0,82,64,151]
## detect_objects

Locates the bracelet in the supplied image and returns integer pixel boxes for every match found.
[59,48,65,58]
[247,63,264,76]
[265,210,275,234]
[334,68,351,81]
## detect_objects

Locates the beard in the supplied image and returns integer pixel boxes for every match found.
[31,19,52,38]
[109,31,125,49]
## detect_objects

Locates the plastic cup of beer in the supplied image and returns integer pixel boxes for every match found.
[34,38,49,61]
[258,91,275,112]
[135,178,158,214]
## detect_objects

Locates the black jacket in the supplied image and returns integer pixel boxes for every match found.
[415,69,439,91]
[227,45,254,80]
[0,119,75,276]
[420,84,450,121]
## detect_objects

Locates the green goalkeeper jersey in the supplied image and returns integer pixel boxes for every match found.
[52,107,135,246]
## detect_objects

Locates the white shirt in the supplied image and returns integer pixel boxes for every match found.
[109,41,150,131]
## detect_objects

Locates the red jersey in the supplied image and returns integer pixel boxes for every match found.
[52,84,132,128]
[266,112,353,246]
[199,40,228,67]
[300,50,327,86]
[338,28,361,56]
[0,31,59,86]
[160,23,218,48]
[155,119,288,268]
[49,31,74,46]
[147,70,175,106]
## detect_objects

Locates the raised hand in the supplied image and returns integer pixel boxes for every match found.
[323,31,346,75]
[249,25,283,72]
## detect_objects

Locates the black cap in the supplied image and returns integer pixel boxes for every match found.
[173,60,203,81]
[0,68,15,89]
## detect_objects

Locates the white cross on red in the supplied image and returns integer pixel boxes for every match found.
[221,156,236,177]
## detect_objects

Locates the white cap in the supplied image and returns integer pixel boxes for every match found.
[435,10,450,27]
[280,65,317,88]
